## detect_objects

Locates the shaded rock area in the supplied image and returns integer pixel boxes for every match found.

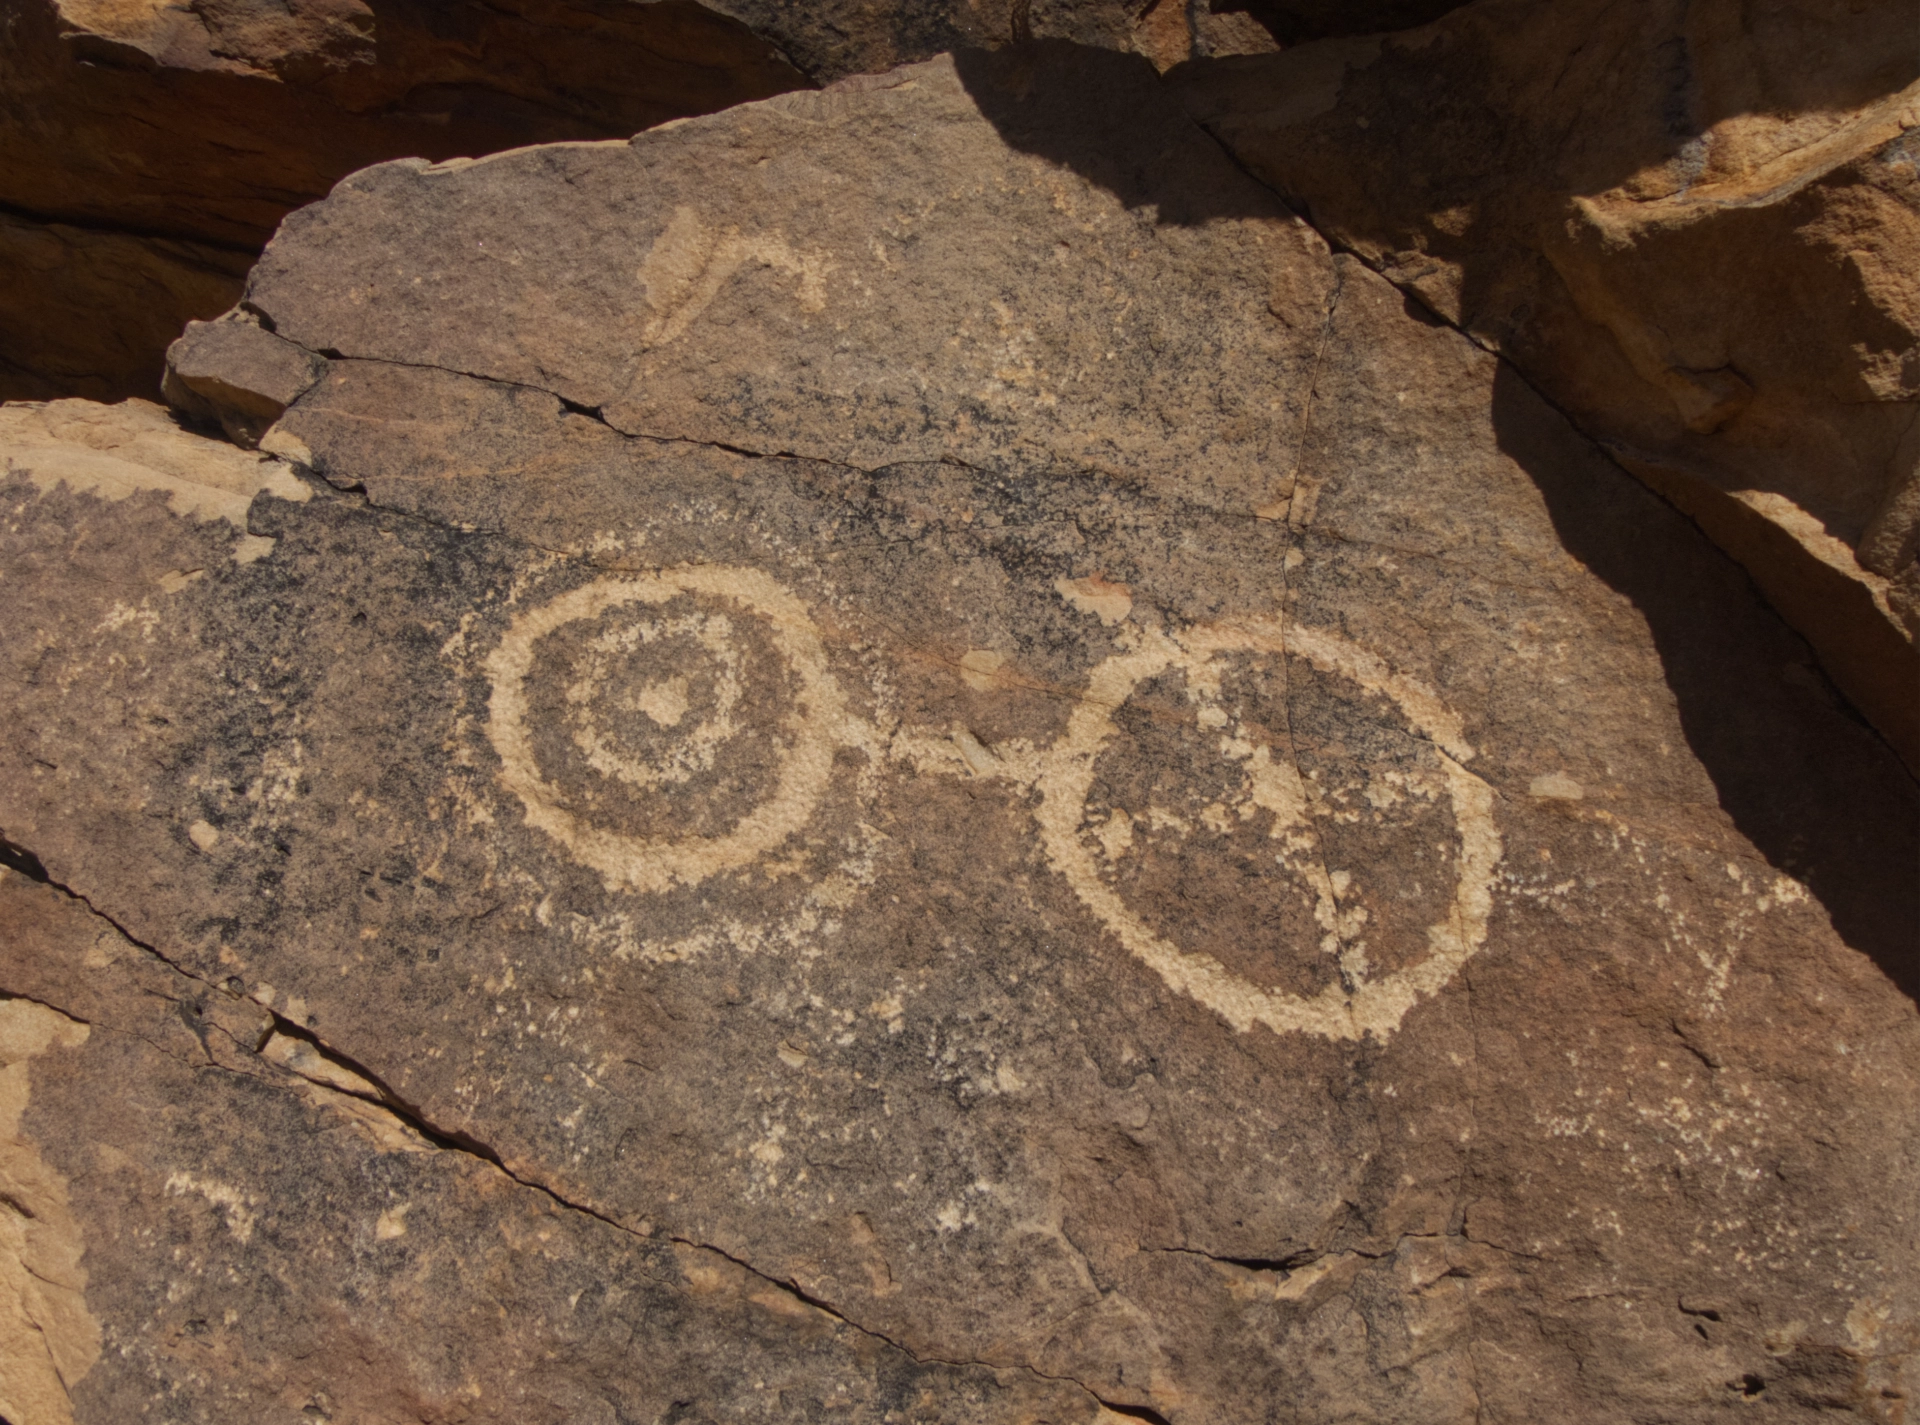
[1168,0,1920,771]
[3,48,1917,1423]
[700,0,1284,83]
[0,213,257,409]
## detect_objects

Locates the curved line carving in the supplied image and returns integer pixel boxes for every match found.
[481,569,1500,1040]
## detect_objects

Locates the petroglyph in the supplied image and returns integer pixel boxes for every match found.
[1028,617,1500,1041]
[877,608,1503,1040]
[566,610,743,790]
[906,607,1502,1041]
[484,557,1494,1039]
[485,565,855,895]
[637,206,832,348]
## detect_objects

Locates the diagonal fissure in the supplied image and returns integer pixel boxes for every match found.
[0,829,1163,1419]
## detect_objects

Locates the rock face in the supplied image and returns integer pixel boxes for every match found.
[0,0,811,404]
[0,214,257,407]
[0,867,1102,1425]
[4,44,1919,1425]
[701,0,1284,82]
[0,0,1284,407]
[1169,0,1920,772]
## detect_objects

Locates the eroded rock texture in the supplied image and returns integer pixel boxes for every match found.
[1170,0,1920,771]
[699,0,1284,82]
[3,48,1917,1423]
[0,867,1103,1425]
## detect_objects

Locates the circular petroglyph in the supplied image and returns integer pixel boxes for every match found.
[484,566,849,894]
[1033,619,1500,1041]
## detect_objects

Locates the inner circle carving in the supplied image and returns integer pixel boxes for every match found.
[484,566,848,895]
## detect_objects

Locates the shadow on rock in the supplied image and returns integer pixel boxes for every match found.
[1492,359,1920,999]
[951,41,1287,228]
[955,38,1919,999]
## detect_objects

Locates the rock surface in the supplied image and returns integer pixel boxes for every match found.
[701,0,1283,83]
[5,44,1919,1425]
[0,866,1103,1425]
[0,214,257,406]
[0,0,811,403]
[0,0,1283,406]
[164,316,328,450]
[1169,0,1920,772]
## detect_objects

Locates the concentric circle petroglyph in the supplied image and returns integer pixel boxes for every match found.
[1033,619,1500,1042]
[484,566,849,895]
[487,564,1496,1035]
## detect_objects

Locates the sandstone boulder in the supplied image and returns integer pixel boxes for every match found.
[1169,0,1920,772]
[5,47,1918,1424]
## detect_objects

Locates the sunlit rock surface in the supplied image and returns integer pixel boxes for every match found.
[1,44,1916,1425]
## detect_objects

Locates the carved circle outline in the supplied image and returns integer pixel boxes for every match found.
[1032,618,1501,1042]
[484,566,848,895]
